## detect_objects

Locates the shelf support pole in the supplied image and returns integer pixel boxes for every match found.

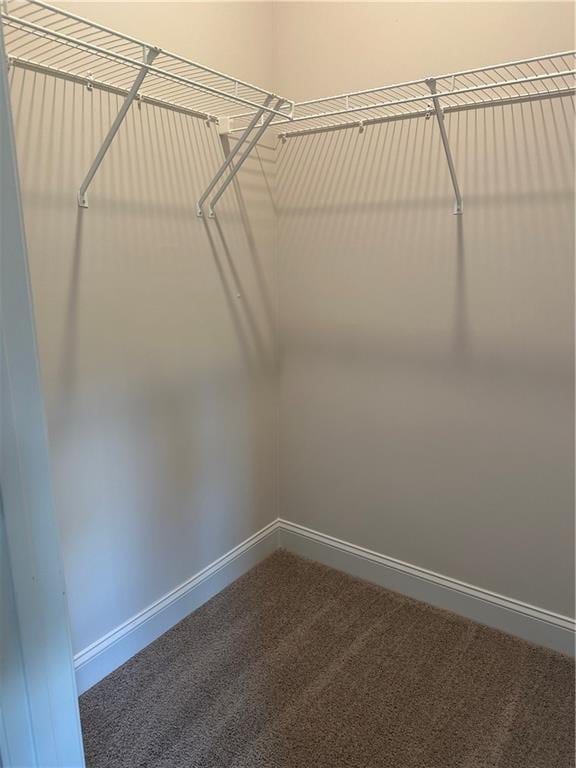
[196,94,274,217]
[78,45,159,208]
[206,97,284,218]
[425,77,463,215]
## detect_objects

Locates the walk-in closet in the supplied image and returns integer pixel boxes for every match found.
[1,2,574,766]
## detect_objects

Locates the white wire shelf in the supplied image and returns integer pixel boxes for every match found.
[1,0,292,122]
[1,0,574,216]
[228,51,576,138]
[0,0,294,212]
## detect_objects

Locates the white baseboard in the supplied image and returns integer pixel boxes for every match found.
[74,521,279,694]
[76,516,575,694]
[278,519,576,656]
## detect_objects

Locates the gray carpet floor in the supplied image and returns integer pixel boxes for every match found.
[80,550,575,768]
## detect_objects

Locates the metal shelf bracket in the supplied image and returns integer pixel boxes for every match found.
[425,77,463,215]
[78,45,159,208]
[197,95,285,218]
[4,2,572,217]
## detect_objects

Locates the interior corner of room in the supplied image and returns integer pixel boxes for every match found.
[1,1,574,767]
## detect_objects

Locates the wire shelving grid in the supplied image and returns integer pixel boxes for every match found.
[1,0,291,121]
[2,0,574,214]
[0,0,295,213]
[228,51,575,138]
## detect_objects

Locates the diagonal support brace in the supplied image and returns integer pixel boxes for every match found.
[196,94,274,217]
[78,46,159,208]
[425,77,463,215]
[205,97,284,218]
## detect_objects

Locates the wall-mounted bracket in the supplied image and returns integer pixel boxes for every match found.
[425,77,463,215]
[78,45,159,208]
[197,95,285,218]
[218,116,232,135]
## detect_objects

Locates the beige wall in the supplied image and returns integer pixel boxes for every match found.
[59,1,275,92]
[10,1,575,657]
[276,2,575,616]
[10,2,278,654]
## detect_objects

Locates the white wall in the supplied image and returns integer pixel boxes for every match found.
[10,2,279,657]
[1,25,84,762]
[275,2,575,617]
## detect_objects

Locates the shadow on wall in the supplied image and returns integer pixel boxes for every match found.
[276,95,575,613]
[217,132,279,366]
[276,96,574,387]
[8,66,278,382]
[9,66,279,651]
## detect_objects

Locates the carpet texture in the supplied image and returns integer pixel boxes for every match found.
[80,550,575,768]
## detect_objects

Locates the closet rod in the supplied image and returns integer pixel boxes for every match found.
[289,49,576,111]
[252,67,576,136]
[2,0,573,216]
[22,0,278,102]
[2,12,290,118]
[1,0,292,212]
[7,57,218,124]
[276,87,575,140]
